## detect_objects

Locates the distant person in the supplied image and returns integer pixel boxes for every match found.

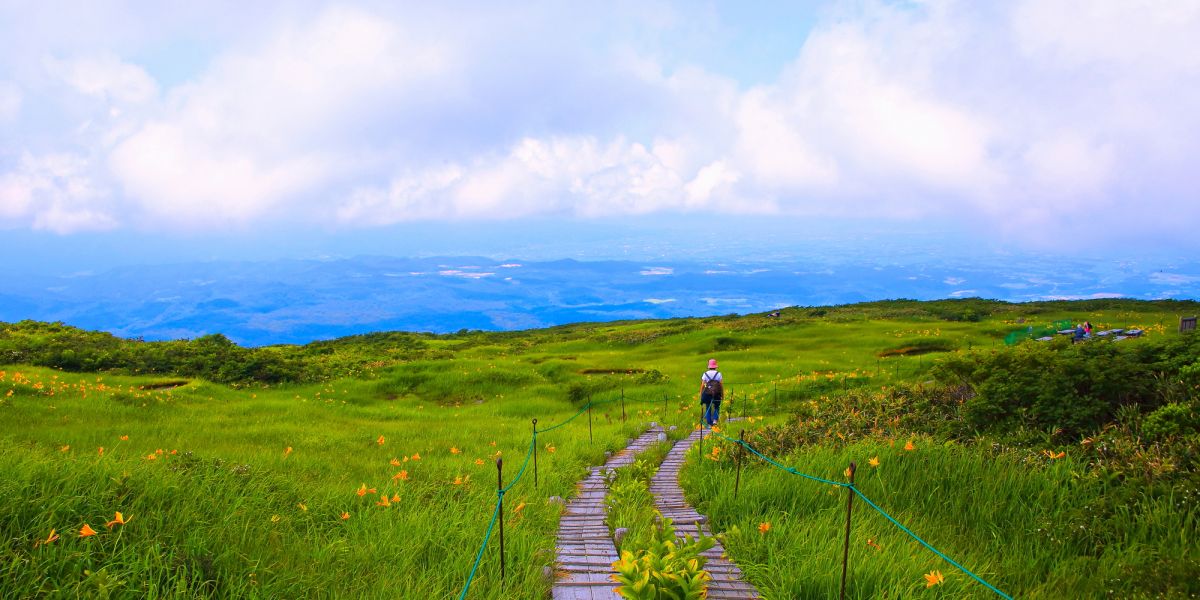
[700,359,724,426]
[1084,321,1093,336]
[1074,323,1086,342]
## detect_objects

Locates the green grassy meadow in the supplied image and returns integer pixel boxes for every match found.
[2,298,1198,598]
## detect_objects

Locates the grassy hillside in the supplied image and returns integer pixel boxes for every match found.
[1,298,1197,598]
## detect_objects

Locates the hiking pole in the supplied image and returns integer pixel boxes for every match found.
[840,461,857,600]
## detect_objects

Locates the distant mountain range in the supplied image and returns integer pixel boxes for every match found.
[2,255,1197,346]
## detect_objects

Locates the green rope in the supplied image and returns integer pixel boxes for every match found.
[501,433,537,493]
[851,487,1013,600]
[715,432,848,487]
[712,431,1011,599]
[536,402,591,433]
[457,497,502,600]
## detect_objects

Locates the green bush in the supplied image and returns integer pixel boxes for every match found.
[1142,402,1200,442]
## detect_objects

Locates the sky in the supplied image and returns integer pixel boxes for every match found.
[2,0,1200,267]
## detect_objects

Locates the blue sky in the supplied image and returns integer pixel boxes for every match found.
[2,1,1199,266]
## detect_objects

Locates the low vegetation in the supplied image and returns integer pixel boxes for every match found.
[1,298,1197,598]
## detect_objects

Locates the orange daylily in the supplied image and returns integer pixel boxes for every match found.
[105,512,131,528]
[474,458,484,465]
[545,444,557,454]
[79,523,97,538]
[145,454,157,460]
[375,496,391,507]
[38,529,60,546]
[489,441,497,447]
[904,440,916,451]
[377,435,385,446]
[60,445,70,453]
[866,538,882,551]
[119,435,129,441]
[924,570,945,587]
[356,483,376,496]
[284,446,293,458]
[410,453,420,461]
[513,502,526,514]
[390,458,402,466]
[868,456,880,468]
[393,471,409,481]
[340,512,351,520]
[844,466,853,478]
[452,475,469,486]
[450,447,461,454]
[98,447,105,456]
[391,493,400,502]
[1043,449,1066,459]
[758,522,770,535]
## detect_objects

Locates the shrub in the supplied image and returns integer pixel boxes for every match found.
[1142,402,1200,442]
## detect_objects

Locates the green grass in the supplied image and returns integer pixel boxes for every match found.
[683,432,1198,599]
[1,298,1196,598]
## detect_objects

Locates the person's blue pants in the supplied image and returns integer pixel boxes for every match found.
[703,401,721,425]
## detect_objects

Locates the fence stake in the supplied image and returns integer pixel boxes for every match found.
[741,390,746,419]
[621,388,626,422]
[840,461,857,600]
[774,382,777,411]
[532,419,538,489]
[497,457,506,584]
[664,393,668,415]
[734,429,745,499]
[588,401,593,445]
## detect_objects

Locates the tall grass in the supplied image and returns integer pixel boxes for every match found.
[1,299,1192,597]
[682,433,1199,598]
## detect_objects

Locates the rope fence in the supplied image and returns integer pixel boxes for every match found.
[458,384,1013,599]
[457,393,639,598]
[712,430,1013,599]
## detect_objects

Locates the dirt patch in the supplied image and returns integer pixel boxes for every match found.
[138,380,189,391]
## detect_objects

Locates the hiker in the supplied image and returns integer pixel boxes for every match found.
[700,359,724,426]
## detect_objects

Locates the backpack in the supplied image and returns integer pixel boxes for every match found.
[703,371,723,399]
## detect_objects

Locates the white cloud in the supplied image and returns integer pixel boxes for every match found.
[336,135,695,224]
[0,1,1195,250]
[45,53,158,104]
[0,153,117,233]
[0,81,19,121]
[109,6,455,228]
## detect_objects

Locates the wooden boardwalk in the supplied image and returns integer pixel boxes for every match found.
[552,426,665,600]
[650,428,760,600]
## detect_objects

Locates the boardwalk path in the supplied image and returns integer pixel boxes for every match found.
[552,425,665,600]
[650,428,760,600]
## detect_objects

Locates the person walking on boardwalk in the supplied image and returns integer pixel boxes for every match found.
[699,358,724,426]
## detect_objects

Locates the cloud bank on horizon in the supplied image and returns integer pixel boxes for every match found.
[1,1,1198,251]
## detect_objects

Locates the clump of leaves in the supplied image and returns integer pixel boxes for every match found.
[611,517,715,600]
